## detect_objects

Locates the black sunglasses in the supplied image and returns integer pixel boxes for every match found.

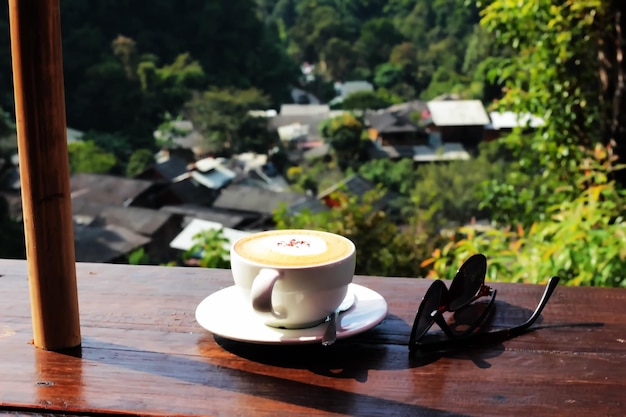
[409,254,495,348]
[409,254,560,352]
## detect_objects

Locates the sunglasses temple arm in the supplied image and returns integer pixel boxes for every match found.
[507,276,560,337]
[412,277,560,353]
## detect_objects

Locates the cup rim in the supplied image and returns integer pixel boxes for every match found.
[231,229,356,269]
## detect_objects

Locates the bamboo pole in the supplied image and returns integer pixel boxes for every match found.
[8,0,81,350]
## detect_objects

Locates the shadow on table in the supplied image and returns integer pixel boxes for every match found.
[218,300,605,376]
[78,334,471,417]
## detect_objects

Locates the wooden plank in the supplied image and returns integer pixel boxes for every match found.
[0,261,625,416]
[8,0,80,350]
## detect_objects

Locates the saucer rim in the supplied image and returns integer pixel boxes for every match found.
[195,283,388,345]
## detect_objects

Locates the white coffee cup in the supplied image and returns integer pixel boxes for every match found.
[230,229,356,328]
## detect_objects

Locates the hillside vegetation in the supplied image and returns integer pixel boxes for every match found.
[0,1,625,286]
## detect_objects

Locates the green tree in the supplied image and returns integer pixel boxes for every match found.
[320,113,369,169]
[83,131,136,175]
[58,0,298,111]
[286,158,345,194]
[183,87,276,155]
[126,149,155,178]
[321,38,357,81]
[153,113,192,149]
[479,0,626,224]
[358,158,418,196]
[354,18,405,72]
[67,141,117,175]
[388,42,419,91]
[137,52,207,120]
[289,3,357,64]
[374,63,403,89]
[340,91,391,111]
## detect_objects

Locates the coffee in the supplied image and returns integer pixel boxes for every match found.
[233,229,353,267]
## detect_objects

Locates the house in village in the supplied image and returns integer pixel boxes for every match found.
[365,110,428,148]
[230,152,289,192]
[160,204,253,230]
[423,99,491,151]
[70,173,186,262]
[65,147,305,263]
[365,99,478,163]
[211,183,307,229]
[73,222,150,263]
[72,199,183,263]
[134,154,189,182]
[134,154,239,208]
[70,173,166,209]
[269,104,346,162]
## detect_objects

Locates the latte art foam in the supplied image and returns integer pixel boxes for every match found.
[234,230,353,267]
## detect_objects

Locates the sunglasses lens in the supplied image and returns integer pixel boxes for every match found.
[410,280,446,344]
[448,254,487,311]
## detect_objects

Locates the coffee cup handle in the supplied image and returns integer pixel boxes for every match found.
[250,268,282,313]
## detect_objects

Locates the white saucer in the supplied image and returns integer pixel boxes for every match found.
[195,283,388,345]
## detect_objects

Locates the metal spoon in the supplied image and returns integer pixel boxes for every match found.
[321,291,355,346]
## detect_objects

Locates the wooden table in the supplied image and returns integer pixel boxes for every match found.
[0,260,624,416]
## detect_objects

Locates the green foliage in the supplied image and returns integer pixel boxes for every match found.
[274,189,432,277]
[127,248,151,265]
[476,0,626,228]
[354,18,404,72]
[322,38,358,81]
[289,3,358,64]
[320,113,370,169]
[402,141,504,226]
[183,87,276,156]
[184,229,231,269]
[274,0,482,99]
[413,1,626,288]
[419,67,467,101]
[480,0,602,198]
[286,158,345,194]
[126,149,155,178]
[0,0,302,156]
[374,63,403,90]
[81,131,140,176]
[67,140,117,175]
[154,113,191,149]
[425,144,626,287]
[340,91,391,111]
[359,158,417,196]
